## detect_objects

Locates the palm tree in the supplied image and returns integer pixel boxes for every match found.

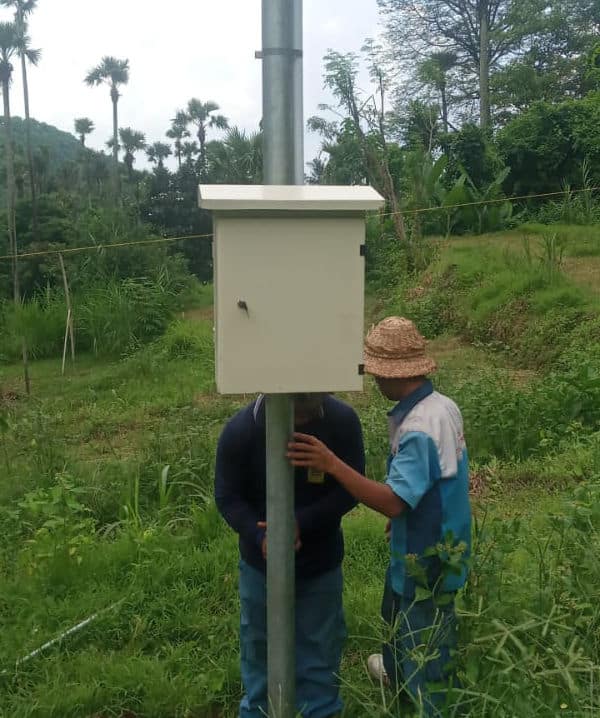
[0,20,29,393]
[166,110,190,169]
[417,52,458,134]
[206,127,262,184]
[1,0,40,239]
[0,22,20,299]
[118,127,146,181]
[146,141,172,169]
[74,117,94,146]
[84,56,130,198]
[181,140,199,167]
[186,98,228,177]
[88,153,110,195]
[33,144,49,194]
[13,149,26,199]
[74,118,94,197]
[307,156,326,185]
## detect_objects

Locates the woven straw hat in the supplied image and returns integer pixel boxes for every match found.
[364,317,437,379]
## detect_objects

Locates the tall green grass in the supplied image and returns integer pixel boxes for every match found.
[78,277,176,356]
[0,293,67,361]
[522,223,600,258]
[0,274,204,362]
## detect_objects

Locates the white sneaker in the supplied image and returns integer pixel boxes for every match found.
[367,653,390,686]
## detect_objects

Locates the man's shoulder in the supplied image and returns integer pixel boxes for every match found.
[404,391,462,427]
[323,395,360,425]
[400,392,466,478]
[219,401,259,443]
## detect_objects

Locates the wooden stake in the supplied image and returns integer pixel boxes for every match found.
[58,253,75,371]
[61,308,71,376]
[69,310,75,362]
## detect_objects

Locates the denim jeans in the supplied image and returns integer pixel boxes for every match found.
[239,560,345,718]
[381,569,459,717]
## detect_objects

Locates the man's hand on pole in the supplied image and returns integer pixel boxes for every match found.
[257,521,302,560]
[286,432,339,474]
[288,433,407,520]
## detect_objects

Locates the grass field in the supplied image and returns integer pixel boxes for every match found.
[2,228,600,717]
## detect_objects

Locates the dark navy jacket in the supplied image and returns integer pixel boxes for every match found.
[215,395,365,579]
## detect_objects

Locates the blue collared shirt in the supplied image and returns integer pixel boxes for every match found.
[386,382,471,597]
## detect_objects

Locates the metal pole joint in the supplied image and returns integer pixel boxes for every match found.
[256,48,303,59]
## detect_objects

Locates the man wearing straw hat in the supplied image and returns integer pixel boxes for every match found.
[288,317,471,716]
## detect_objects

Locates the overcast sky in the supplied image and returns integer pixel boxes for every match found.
[1,0,381,171]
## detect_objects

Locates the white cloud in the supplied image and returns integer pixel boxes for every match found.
[2,0,381,171]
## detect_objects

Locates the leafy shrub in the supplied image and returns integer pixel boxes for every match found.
[440,371,545,461]
[442,123,505,190]
[365,214,408,291]
[177,281,213,312]
[1,201,198,303]
[498,95,600,196]
[532,158,600,226]
[15,473,97,574]
[438,351,600,463]
[398,290,450,338]
[560,315,600,363]
[386,265,461,339]
[451,168,515,235]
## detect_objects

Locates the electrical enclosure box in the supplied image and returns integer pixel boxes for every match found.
[199,184,385,395]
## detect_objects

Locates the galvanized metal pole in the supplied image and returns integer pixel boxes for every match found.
[262,0,303,185]
[265,394,295,718]
[292,0,304,186]
[261,1,303,717]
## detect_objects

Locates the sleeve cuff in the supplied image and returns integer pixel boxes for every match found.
[255,525,266,548]
[385,477,418,510]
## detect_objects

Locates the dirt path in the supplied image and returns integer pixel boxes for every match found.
[183,306,213,322]
[428,334,537,385]
[564,256,600,295]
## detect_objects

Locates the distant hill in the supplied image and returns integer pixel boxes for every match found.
[0,117,114,202]
[0,116,85,172]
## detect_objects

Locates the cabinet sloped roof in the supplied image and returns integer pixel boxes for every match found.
[198,184,385,212]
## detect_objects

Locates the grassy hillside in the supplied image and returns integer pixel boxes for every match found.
[0,117,87,174]
[0,117,112,203]
[1,226,600,716]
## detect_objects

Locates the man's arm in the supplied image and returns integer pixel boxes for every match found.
[215,415,264,548]
[323,459,406,519]
[288,432,407,519]
[294,411,389,531]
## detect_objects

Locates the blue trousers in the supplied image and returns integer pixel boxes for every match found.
[381,570,458,717]
[239,560,345,718]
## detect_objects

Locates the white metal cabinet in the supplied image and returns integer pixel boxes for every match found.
[199,184,385,394]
